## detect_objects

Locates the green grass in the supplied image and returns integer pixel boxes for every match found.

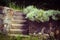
[9,2,23,11]
[0,33,55,40]
[0,34,39,40]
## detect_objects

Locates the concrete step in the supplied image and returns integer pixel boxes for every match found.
[8,31,28,34]
[8,31,22,34]
[10,26,22,29]
[7,29,25,34]
[7,29,26,34]
[10,25,27,29]
[11,24,25,26]
[8,34,30,37]
[13,12,25,16]
[11,21,27,24]
[12,20,27,23]
[7,29,24,31]
[13,16,26,20]
[10,21,28,29]
[12,19,26,21]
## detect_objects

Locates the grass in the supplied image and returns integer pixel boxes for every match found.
[0,33,53,40]
[0,33,56,40]
[9,2,23,11]
[0,31,55,40]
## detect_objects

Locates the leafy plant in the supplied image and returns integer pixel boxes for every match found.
[23,6,60,22]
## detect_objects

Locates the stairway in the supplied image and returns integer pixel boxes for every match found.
[7,11,28,36]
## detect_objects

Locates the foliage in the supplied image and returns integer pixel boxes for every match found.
[9,2,23,11]
[23,6,60,22]
[0,33,56,40]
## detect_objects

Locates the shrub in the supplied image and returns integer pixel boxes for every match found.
[23,6,60,22]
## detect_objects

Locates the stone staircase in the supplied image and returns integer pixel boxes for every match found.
[7,11,28,36]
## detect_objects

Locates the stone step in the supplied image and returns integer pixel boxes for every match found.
[7,29,24,32]
[12,20,26,23]
[13,16,26,20]
[8,31,22,34]
[12,20,27,23]
[10,26,22,29]
[10,25,27,29]
[8,29,24,34]
[11,24,25,26]
[13,12,25,16]
[8,34,30,37]
[12,19,26,21]
[11,21,26,24]
[7,29,26,34]
[8,30,23,34]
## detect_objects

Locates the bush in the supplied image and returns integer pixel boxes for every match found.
[23,6,60,22]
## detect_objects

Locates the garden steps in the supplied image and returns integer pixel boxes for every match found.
[7,11,28,35]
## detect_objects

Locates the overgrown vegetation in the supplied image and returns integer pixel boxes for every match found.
[0,33,55,40]
[9,2,23,11]
[23,6,60,22]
